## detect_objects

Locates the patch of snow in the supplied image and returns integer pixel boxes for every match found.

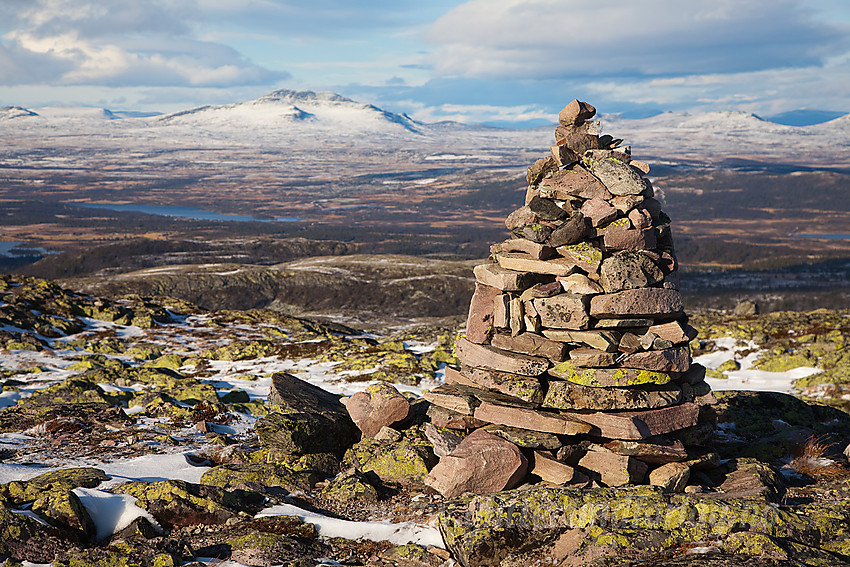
[74,487,162,541]
[696,336,820,393]
[10,508,51,525]
[97,452,210,488]
[256,503,444,548]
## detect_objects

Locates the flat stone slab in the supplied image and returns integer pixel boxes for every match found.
[530,451,588,485]
[424,383,537,417]
[491,238,556,260]
[426,404,487,430]
[540,165,612,201]
[490,331,568,362]
[603,438,689,464]
[543,380,683,411]
[456,337,551,376]
[621,346,691,372]
[483,424,563,450]
[474,402,592,436]
[496,252,578,277]
[541,329,620,352]
[549,361,674,387]
[557,273,604,295]
[590,318,653,329]
[648,320,698,344]
[566,347,618,367]
[474,263,550,292]
[447,365,545,404]
[589,288,683,319]
[531,294,590,330]
[563,402,700,440]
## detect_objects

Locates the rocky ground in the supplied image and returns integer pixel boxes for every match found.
[2,274,850,566]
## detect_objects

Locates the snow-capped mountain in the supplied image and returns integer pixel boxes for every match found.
[0,105,38,120]
[1,90,848,166]
[158,89,421,134]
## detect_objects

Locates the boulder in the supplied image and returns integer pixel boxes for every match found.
[531,294,590,330]
[424,429,528,498]
[464,283,500,343]
[259,373,358,457]
[540,165,612,201]
[342,433,436,486]
[546,213,590,248]
[343,382,412,438]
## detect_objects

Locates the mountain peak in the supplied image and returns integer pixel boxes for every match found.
[256,89,356,105]
[1,105,38,120]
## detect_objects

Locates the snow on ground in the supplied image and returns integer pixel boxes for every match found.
[73,488,162,541]
[257,503,444,548]
[696,336,821,394]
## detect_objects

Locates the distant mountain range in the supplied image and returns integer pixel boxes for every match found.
[2,90,849,167]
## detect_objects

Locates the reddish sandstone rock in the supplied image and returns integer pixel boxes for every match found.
[589,288,684,319]
[558,99,596,125]
[342,382,411,438]
[465,283,500,344]
[424,429,528,498]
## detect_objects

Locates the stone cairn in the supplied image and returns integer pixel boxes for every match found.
[421,100,716,498]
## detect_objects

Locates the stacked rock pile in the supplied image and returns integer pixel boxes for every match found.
[422,100,716,498]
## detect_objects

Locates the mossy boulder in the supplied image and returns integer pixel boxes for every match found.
[342,432,436,486]
[200,463,315,492]
[0,467,108,504]
[0,504,78,563]
[186,516,324,567]
[321,469,379,503]
[438,485,844,567]
[113,479,264,528]
[30,490,97,542]
[257,373,358,458]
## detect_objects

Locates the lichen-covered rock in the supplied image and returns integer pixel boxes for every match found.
[439,485,827,567]
[257,373,358,458]
[342,431,436,486]
[113,479,264,528]
[0,504,78,563]
[321,468,379,503]
[1,467,108,504]
[31,490,97,542]
[200,462,316,493]
[184,515,324,567]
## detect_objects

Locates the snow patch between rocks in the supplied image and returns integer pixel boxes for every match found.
[256,503,444,548]
[73,487,162,541]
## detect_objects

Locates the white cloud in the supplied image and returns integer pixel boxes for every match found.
[0,0,285,87]
[427,0,850,79]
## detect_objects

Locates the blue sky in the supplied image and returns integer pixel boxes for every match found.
[1,0,849,125]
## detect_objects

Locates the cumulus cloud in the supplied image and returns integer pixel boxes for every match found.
[427,0,850,79]
[0,0,286,87]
